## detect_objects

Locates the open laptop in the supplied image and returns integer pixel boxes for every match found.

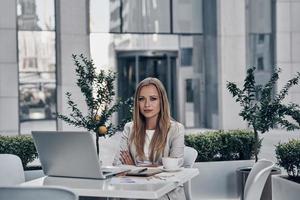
[31,131,128,179]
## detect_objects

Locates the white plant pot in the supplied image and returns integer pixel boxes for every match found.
[237,166,281,200]
[191,160,254,200]
[272,175,300,200]
[24,169,44,182]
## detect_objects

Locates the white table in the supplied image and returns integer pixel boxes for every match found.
[21,168,199,199]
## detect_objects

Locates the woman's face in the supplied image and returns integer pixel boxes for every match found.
[138,84,161,121]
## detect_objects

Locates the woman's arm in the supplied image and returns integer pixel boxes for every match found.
[112,122,132,165]
[169,122,185,159]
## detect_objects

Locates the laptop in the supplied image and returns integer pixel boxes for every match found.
[31,131,128,179]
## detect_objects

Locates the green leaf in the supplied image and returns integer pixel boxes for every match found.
[56,54,133,145]
[226,67,300,161]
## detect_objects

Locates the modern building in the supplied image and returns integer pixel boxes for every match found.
[0,0,300,136]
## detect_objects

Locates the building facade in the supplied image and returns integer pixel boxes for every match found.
[0,0,300,135]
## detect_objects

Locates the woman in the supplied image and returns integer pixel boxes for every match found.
[113,77,186,200]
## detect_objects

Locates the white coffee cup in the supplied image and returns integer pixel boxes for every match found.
[162,157,183,170]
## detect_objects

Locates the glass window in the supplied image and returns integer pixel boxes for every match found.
[109,0,121,33]
[180,48,193,66]
[257,57,264,71]
[20,82,56,121]
[184,78,202,128]
[89,1,206,128]
[185,79,195,127]
[18,31,56,73]
[173,0,203,34]
[186,79,194,102]
[90,0,115,33]
[122,0,170,33]
[246,0,273,74]
[17,0,56,135]
[245,0,288,163]
[247,0,272,34]
[90,0,203,34]
[248,34,271,72]
[17,0,55,31]
[258,34,265,43]
[18,32,57,134]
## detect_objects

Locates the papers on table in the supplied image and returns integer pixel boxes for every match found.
[126,168,163,177]
[110,172,180,185]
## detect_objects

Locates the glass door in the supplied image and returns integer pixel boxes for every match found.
[117,51,177,121]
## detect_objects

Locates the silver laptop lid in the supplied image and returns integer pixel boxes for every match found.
[32,131,106,179]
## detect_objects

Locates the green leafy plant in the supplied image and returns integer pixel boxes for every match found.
[57,54,132,155]
[275,139,300,183]
[0,135,38,168]
[185,130,258,162]
[227,67,300,161]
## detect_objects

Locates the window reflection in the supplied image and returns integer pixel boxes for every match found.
[18,31,56,123]
[257,57,264,71]
[91,0,203,34]
[246,0,273,87]
[109,0,121,32]
[185,79,194,127]
[186,79,194,103]
[122,0,170,33]
[90,32,206,127]
[17,0,56,134]
[18,32,56,72]
[89,2,206,128]
[173,0,203,33]
[181,48,193,66]
[17,0,55,31]
[20,82,56,121]
[90,0,112,33]
[248,34,271,73]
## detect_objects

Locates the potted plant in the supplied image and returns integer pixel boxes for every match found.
[185,130,258,199]
[227,67,300,161]
[0,135,37,168]
[185,130,258,162]
[0,135,45,181]
[57,54,132,155]
[272,139,300,200]
[227,67,300,200]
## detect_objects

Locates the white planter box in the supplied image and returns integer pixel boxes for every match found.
[24,169,44,182]
[191,160,254,200]
[272,175,300,200]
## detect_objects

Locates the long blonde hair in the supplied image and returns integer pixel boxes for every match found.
[131,77,171,162]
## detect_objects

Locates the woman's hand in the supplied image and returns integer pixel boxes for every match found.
[141,163,160,167]
[120,150,135,165]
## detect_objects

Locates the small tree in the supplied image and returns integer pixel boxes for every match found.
[227,67,300,161]
[57,54,132,155]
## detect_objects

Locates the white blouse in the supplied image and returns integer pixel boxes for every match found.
[136,129,155,166]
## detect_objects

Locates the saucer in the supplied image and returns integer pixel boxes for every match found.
[162,167,182,172]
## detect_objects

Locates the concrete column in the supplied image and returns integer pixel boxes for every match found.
[56,0,91,131]
[217,0,247,129]
[0,0,19,135]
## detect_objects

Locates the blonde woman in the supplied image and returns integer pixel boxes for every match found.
[113,77,186,200]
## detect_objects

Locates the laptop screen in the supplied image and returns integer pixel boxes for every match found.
[32,131,106,179]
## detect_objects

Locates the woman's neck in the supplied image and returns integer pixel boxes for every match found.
[145,117,158,130]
